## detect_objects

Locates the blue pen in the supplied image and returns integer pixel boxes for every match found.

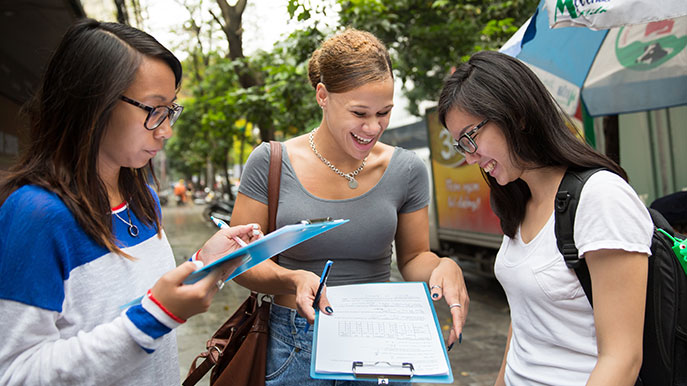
[211,216,248,247]
[304,259,333,334]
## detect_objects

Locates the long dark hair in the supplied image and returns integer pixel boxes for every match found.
[437,51,625,237]
[0,19,182,256]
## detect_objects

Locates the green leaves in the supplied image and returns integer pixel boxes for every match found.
[166,0,538,183]
[337,0,539,114]
[167,25,323,180]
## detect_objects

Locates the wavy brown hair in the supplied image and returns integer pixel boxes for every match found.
[308,27,393,93]
[0,19,182,257]
[437,51,625,237]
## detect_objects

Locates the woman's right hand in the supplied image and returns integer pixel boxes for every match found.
[149,223,260,320]
[293,269,334,324]
[150,257,242,321]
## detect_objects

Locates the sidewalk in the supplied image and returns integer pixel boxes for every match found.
[162,205,510,385]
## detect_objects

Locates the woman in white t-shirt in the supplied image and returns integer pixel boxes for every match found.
[437,51,653,385]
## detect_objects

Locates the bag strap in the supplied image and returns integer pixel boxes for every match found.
[554,168,605,307]
[268,141,282,234]
[183,293,259,386]
[183,143,281,386]
[183,349,220,386]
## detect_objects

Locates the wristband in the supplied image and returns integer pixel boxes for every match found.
[146,289,187,324]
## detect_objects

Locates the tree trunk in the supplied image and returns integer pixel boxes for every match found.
[213,0,274,141]
[114,0,130,25]
[130,0,144,27]
[214,0,256,87]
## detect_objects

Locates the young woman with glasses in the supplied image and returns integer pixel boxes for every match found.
[229,28,469,385]
[438,51,652,385]
[0,19,260,385]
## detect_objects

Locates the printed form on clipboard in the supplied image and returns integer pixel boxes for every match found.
[311,282,454,383]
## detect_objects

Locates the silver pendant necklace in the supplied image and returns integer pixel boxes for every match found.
[309,128,367,189]
[113,205,139,237]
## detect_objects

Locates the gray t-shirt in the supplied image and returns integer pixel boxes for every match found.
[238,142,429,285]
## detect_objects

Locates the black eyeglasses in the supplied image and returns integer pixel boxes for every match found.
[453,119,489,155]
[120,95,184,130]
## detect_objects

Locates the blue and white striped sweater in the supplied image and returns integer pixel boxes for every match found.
[0,185,181,385]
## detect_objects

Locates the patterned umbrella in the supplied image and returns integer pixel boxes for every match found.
[545,0,687,30]
[501,0,687,117]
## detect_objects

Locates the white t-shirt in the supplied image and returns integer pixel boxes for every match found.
[494,171,653,385]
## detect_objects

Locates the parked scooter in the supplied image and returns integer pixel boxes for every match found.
[203,195,235,224]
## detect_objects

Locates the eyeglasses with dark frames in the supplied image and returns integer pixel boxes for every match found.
[453,119,489,155]
[120,95,184,130]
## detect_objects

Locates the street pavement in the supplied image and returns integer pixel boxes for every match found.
[162,204,511,386]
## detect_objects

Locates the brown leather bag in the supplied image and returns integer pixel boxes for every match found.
[183,141,282,386]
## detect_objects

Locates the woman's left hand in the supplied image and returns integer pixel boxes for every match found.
[428,257,470,349]
[197,223,263,265]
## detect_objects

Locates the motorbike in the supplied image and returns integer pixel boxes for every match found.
[203,196,235,224]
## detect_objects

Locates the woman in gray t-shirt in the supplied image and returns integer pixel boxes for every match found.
[230,28,469,385]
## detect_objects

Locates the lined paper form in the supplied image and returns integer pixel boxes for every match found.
[314,282,449,376]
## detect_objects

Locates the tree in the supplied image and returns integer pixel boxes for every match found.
[289,0,539,115]
[112,0,145,27]
[164,1,334,190]
[167,54,246,196]
[166,25,323,194]
[114,0,130,24]
[342,0,539,114]
[211,0,281,142]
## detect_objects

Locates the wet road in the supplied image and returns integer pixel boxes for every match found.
[162,204,511,385]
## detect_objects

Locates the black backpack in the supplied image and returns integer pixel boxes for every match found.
[554,168,687,386]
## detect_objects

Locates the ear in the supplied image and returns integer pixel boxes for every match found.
[316,83,328,109]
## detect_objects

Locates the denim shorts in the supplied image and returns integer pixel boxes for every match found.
[265,303,410,386]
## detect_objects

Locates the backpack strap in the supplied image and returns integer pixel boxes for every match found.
[554,168,605,307]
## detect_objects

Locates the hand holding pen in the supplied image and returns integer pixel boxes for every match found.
[197,217,262,265]
[210,216,260,247]
[303,260,334,333]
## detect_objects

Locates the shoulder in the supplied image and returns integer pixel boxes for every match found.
[388,147,430,211]
[249,142,273,160]
[391,147,427,175]
[242,142,273,172]
[238,142,275,201]
[0,186,88,311]
[581,170,640,205]
[1,185,72,224]
[575,170,653,255]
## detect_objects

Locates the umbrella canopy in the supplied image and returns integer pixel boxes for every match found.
[501,0,687,117]
[545,0,687,30]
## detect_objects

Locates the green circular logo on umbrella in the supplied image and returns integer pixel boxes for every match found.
[616,20,687,71]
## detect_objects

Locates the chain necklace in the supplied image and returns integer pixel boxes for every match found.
[309,127,367,189]
[113,205,139,237]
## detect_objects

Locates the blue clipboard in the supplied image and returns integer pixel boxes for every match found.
[310,282,454,383]
[122,218,349,308]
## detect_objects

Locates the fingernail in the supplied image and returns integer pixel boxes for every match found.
[193,260,204,269]
[250,223,259,229]
[252,230,260,236]
[459,333,463,344]
[325,306,333,314]
[447,343,454,352]
[432,293,438,299]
